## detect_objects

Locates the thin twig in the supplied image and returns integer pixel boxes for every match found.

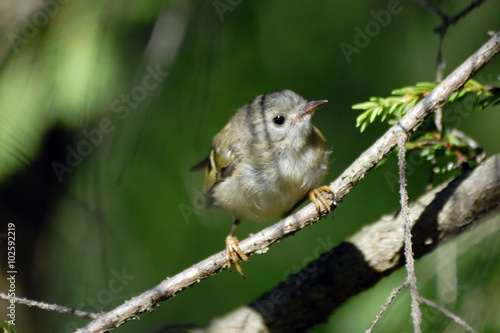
[205,154,500,332]
[418,2,487,313]
[367,130,485,333]
[0,293,99,319]
[366,281,410,333]
[418,0,486,132]
[418,296,478,333]
[418,0,486,36]
[397,131,422,332]
[73,31,500,333]
[434,0,486,35]
[423,0,487,74]
[434,49,445,131]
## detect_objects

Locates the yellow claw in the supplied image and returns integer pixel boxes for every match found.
[308,186,335,218]
[225,235,249,278]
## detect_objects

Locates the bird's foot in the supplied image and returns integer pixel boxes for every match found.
[308,186,335,218]
[225,235,249,278]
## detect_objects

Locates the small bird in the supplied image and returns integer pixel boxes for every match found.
[192,90,334,277]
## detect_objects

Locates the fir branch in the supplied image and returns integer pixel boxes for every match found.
[353,78,499,177]
[354,79,498,132]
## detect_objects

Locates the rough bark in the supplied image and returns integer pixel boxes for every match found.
[204,154,500,332]
[75,31,500,333]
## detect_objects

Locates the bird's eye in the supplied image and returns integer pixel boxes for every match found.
[273,115,286,126]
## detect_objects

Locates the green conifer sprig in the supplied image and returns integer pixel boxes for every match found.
[353,78,499,176]
[353,79,499,133]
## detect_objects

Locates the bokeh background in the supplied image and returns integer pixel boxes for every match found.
[1,1,500,332]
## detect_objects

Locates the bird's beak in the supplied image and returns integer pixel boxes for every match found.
[292,100,328,123]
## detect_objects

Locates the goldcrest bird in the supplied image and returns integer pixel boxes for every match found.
[192,89,334,277]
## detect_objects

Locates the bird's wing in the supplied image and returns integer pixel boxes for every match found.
[196,122,242,206]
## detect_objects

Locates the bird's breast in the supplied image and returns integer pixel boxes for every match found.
[212,143,329,221]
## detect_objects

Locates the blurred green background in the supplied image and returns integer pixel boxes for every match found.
[0,1,499,332]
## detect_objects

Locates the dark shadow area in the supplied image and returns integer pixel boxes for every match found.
[0,125,76,326]
[251,241,387,332]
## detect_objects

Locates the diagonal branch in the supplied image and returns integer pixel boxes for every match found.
[0,293,99,319]
[418,296,477,333]
[366,281,410,333]
[66,32,500,333]
[206,153,500,332]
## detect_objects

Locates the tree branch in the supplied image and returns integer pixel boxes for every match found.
[418,296,477,333]
[204,153,500,332]
[366,281,409,333]
[0,293,99,319]
[397,132,422,332]
[70,31,500,333]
